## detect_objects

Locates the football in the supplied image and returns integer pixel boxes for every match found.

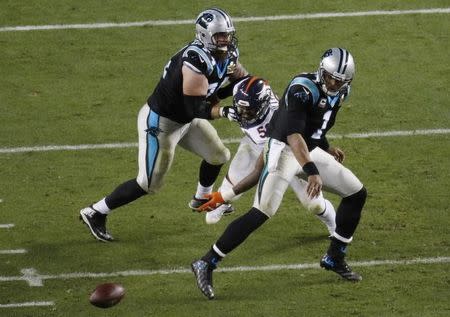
[89,283,125,308]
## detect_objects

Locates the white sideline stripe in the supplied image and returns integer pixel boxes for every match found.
[0,224,14,229]
[0,256,448,286]
[0,249,27,254]
[0,128,448,154]
[0,301,54,308]
[0,8,449,32]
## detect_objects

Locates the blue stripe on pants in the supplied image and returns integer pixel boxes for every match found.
[146,110,160,186]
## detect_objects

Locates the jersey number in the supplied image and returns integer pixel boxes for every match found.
[257,124,269,138]
[311,110,332,139]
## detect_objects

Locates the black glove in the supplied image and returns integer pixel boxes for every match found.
[220,106,240,122]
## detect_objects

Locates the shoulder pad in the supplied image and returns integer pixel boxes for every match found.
[286,76,320,105]
[182,45,215,76]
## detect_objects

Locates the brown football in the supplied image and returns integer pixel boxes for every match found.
[89,283,125,308]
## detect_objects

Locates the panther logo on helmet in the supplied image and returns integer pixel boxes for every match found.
[318,48,355,96]
[196,13,214,29]
[195,8,237,54]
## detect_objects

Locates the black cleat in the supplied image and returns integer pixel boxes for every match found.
[79,207,114,242]
[191,259,215,299]
[320,254,362,281]
[188,196,209,212]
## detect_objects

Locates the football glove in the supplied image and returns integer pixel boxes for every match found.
[220,106,240,122]
[198,192,225,212]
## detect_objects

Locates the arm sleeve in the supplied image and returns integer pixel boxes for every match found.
[183,95,213,120]
[286,85,313,137]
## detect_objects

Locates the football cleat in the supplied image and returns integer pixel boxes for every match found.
[188,196,209,212]
[191,259,215,300]
[79,207,114,242]
[205,204,234,224]
[320,254,362,281]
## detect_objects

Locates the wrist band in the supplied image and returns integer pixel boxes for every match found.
[221,187,236,202]
[303,161,319,176]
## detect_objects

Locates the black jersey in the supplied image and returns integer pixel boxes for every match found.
[268,73,350,151]
[147,40,240,124]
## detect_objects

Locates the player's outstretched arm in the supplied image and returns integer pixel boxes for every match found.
[198,152,264,211]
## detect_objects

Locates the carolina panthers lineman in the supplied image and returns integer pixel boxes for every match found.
[80,8,247,242]
[199,76,336,235]
[192,48,367,300]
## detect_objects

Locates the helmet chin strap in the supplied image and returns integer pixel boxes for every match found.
[321,84,339,97]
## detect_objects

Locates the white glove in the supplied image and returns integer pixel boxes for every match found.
[220,106,240,122]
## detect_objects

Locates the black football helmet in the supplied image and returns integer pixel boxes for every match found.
[233,76,272,127]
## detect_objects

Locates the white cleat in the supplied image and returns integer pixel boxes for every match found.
[205,204,234,224]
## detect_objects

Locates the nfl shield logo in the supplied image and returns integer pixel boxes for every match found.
[319,98,327,108]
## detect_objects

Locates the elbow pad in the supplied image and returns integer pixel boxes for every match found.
[183,95,213,120]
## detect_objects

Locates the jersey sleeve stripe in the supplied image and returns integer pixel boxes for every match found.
[182,61,202,74]
[285,77,320,106]
[182,46,214,75]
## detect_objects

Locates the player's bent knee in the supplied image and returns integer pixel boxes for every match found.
[255,202,277,218]
[355,186,367,204]
[344,186,367,210]
[136,175,149,193]
[136,175,164,194]
[305,200,326,215]
[208,147,230,165]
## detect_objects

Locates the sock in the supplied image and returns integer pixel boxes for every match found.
[315,199,336,234]
[214,207,269,255]
[92,198,110,215]
[335,187,367,240]
[199,160,223,187]
[202,248,223,269]
[104,179,147,211]
[327,236,348,260]
[195,183,214,200]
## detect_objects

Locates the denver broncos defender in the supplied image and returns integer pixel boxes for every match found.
[192,48,368,300]
[80,8,247,242]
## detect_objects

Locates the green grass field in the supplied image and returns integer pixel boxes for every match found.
[1,1,449,316]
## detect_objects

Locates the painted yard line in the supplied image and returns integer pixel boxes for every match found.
[0,128,449,154]
[0,301,54,308]
[0,224,15,229]
[0,8,449,32]
[0,249,27,254]
[1,256,448,287]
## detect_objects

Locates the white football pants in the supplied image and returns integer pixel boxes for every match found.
[136,104,230,193]
[253,138,363,217]
[220,136,336,215]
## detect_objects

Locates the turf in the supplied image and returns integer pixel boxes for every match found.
[0,1,449,316]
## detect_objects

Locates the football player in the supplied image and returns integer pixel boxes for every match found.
[192,48,368,300]
[197,76,336,236]
[80,8,247,242]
